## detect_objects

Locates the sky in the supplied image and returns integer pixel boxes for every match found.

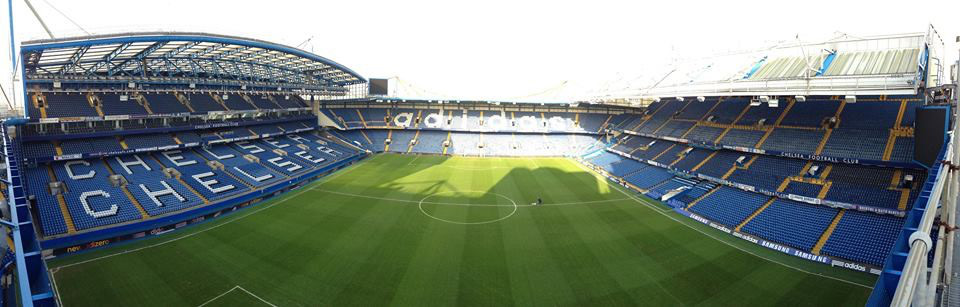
[0,0,957,106]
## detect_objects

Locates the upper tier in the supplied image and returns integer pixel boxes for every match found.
[611,96,922,167]
[29,92,308,120]
[322,107,620,134]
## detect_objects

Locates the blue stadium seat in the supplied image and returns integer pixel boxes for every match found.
[61,137,122,155]
[154,150,249,200]
[25,167,69,235]
[821,211,904,266]
[247,95,282,109]
[623,166,673,189]
[44,94,99,118]
[778,99,838,127]
[717,129,765,148]
[184,94,225,112]
[742,199,838,251]
[100,94,148,115]
[105,154,204,216]
[689,186,770,227]
[124,134,177,149]
[142,94,190,114]
[52,159,144,230]
[220,95,256,111]
[684,126,725,143]
[761,128,824,155]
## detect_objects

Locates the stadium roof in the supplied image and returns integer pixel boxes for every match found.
[19,32,366,90]
[589,31,942,102]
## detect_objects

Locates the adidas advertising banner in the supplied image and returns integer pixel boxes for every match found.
[674,209,879,274]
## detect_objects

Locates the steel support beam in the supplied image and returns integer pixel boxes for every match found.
[108,41,167,76]
[83,42,133,75]
[58,45,89,75]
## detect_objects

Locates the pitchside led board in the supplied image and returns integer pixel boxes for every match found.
[369,78,389,96]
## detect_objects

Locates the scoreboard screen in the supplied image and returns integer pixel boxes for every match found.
[369,78,388,95]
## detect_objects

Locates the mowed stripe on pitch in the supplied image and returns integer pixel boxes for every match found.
[48,154,871,306]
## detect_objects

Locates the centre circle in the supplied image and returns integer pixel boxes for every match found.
[418,191,518,225]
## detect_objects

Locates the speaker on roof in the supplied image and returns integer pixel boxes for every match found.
[845,95,857,103]
[759,96,770,103]
[119,95,129,101]
[767,99,779,108]
[222,94,229,100]
[697,96,705,102]
[653,97,661,102]
[795,95,806,102]
[749,99,761,106]
[241,85,247,90]
[675,97,684,101]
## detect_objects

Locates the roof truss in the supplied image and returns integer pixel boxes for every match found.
[21,33,365,88]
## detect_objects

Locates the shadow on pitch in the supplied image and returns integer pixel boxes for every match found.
[319,153,618,205]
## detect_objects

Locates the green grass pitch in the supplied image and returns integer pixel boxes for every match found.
[47,154,877,306]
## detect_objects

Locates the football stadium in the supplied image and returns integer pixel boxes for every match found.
[0,1,957,307]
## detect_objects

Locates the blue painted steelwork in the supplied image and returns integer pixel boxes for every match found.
[816,52,836,76]
[24,78,343,95]
[867,105,951,306]
[82,42,133,75]
[110,41,167,76]
[6,0,14,79]
[58,46,89,76]
[742,56,766,79]
[7,1,57,305]
[2,124,55,307]
[20,32,365,87]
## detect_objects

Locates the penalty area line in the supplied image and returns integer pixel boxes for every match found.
[198,285,277,307]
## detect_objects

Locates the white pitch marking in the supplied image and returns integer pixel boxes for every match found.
[406,154,421,166]
[316,189,629,207]
[236,286,278,307]
[417,190,518,225]
[198,285,277,307]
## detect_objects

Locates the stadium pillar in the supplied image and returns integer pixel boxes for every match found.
[6,0,13,73]
[6,0,17,114]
